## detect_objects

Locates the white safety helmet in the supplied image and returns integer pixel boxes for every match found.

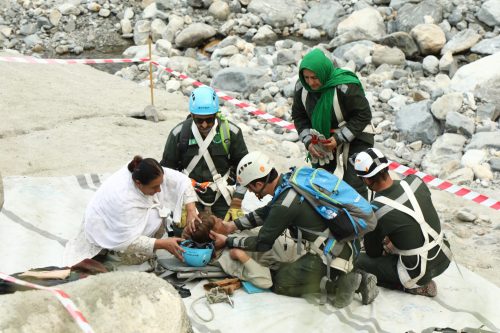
[236,151,273,186]
[352,148,390,178]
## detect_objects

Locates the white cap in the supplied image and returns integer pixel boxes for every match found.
[352,148,390,178]
[236,151,273,186]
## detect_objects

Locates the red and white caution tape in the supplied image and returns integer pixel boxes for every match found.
[151,61,296,130]
[0,272,94,333]
[151,61,500,211]
[389,161,500,210]
[0,56,149,65]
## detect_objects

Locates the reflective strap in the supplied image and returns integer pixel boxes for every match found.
[188,119,232,206]
[301,87,308,110]
[374,177,422,220]
[333,90,345,127]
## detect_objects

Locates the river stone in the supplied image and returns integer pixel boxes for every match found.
[466,132,500,150]
[248,0,304,28]
[395,0,443,32]
[421,133,466,175]
[441,29,482,55]
[477,0,500,27]
[212,66,271,94]
[431,92,463,120]
[175,23,216,48]
[395,100,440,144]
[471,36,500,55]
[303,0,345,37]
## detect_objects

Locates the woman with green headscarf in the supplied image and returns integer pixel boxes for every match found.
[291,48,374,199]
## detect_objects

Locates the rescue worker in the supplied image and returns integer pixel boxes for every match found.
[292,48,374,199]
[210,151,379,308]
[352,148,452,297]
[161,86,249,233]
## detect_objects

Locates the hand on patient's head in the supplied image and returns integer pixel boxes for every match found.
[190,212,215,243]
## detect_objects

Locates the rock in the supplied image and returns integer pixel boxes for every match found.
[456,209,477,222]
[332,40,375,70]
[410,24,446,55]
[23,34,43,49]
[395,100,440,144]
[303,28,321,40]
[212,67,271,94]
[303,0,345,37]
[164,15,184,43]
[472,163,494,180]
[252,25,277,45]
[281,141,302,158]
[409,140,422,151]
[165,79,181,93]
[438,51,457,75]
[378,31,419,58]
[151,19,168,42]
[87,2,101,12]
[276,49,298,65]
[466,132,500,150]
[372,45,405,66]
[476,103,499,121]
[395,0,443,32]
[332,7,386,45]
[430,92,463,120]
[461,149,486,168]
[19,23,37,36]
[0,272,191,333]
[421,133,466,175]
[446,167,474,185]
[247,0,304,28]
[142,3,157,19]
[441,29,482,55]
[422,55,439,75]
[58,3,81,16]
[133,20,152,45]
[450,53,500,94]
[175,23,216,48]
[477,0,500,27]
[209,0,231,20]
[388,94,408,111]
[165,56,199,74]
[445,111,475,137]
[379,88,393,103]
[489,157,500,172]
[98,8,111,17]
[121,19,133,35]
[471,36,500,55]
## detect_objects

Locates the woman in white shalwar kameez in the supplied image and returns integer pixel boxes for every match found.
[64,156,200,266]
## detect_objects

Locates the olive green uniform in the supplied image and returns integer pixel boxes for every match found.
[226,176,355,297]
[356,175,451,290]
[161,117,248,218]
[292,83,374,199]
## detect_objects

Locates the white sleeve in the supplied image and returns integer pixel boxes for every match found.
[183,184,198,205]
[123,236,156,256]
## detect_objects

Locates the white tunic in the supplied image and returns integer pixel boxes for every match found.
[63,166,197,266]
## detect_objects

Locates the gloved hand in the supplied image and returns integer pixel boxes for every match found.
[224,198,244,221]
[310,129,334,166]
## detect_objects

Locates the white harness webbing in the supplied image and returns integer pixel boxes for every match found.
[301,88,375,179]
[183,119,233,206]
[373,181,453,289]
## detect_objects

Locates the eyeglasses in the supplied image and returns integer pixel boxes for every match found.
[193,116,216,125]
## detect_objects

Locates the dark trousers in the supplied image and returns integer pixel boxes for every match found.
[356,253,403,290]
[272,253,340,297]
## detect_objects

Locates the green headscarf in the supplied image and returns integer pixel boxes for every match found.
[299,48,364,138]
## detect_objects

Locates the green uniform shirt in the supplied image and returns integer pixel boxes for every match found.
[160,117,248,204]
[365,174,451,282]
[292,82,374,147]
[227,176,330,252]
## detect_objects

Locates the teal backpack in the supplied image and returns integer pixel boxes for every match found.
[275,166,377,241]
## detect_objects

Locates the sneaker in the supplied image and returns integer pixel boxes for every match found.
[333,272,362,308]
[356,271,379,305]
[406,280,437,297]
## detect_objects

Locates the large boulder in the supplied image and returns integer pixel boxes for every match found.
[0,272,192,333]
[331,7,386,46]
[477,0,500,27]
[395,100,441,144]
[174,23,216,48]
[395,0,443,32]
[410,24,446,55]
[248,0,305,28]
[303,0,345,37]
[212,67,271,95]
[450,53,500,112]
[379,32,419,58]
[421,133,466,176]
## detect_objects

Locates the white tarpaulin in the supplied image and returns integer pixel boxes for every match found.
[0,175,498,333]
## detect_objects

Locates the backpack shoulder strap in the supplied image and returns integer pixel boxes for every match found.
[217,113,231,155]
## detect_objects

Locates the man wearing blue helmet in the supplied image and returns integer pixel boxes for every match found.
[161,86,249,234]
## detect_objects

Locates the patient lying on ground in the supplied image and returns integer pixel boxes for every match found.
[182,212,298,289]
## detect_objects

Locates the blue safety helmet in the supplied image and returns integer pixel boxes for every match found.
[181,240,214,267]
[189,86,219,115]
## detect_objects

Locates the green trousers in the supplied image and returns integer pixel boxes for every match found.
[272,253,339,297]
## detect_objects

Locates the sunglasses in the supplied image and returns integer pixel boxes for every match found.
[193,116,216,125]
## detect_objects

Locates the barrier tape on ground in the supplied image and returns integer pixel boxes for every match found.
[0,56,149,65]
[0,272,94,333]
[1,57,497,210]
[389,162,500,210]
[151,61,500,211]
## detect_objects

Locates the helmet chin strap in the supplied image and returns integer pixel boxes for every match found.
[255,172,272,200]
